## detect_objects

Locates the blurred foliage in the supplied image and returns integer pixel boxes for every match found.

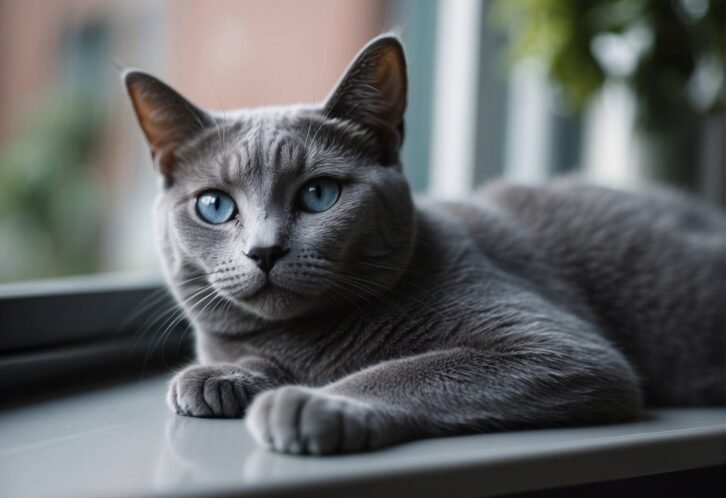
[492,0,724,130]
[0,22,108,282]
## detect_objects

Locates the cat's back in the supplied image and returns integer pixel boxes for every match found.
[476,180,726,296]
[469,180,726,405]
[481,179,726,243]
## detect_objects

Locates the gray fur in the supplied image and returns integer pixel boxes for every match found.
[124,35,726,455]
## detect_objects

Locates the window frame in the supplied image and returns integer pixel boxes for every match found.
[0,273,189,396]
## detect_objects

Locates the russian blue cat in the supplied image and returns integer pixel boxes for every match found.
[124,35,725,455]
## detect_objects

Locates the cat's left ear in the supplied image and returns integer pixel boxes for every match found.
[324,35,407,161]
[123,70,215,183]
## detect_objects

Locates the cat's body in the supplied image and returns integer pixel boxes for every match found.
[196,181,726,404]
[125,36,725,454]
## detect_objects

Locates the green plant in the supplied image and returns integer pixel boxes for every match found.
[492,0,724,130]
[0,21,109,282]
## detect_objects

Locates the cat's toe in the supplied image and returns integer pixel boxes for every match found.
[168,364,256,418]
[201,375,248,417]
[168,371,211,417]
[246,386,376,454]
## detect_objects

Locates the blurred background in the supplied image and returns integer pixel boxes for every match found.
[0,0,723,283]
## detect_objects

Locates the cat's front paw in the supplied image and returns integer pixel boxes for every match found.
[168,363,269,418]
[245,386,388,454]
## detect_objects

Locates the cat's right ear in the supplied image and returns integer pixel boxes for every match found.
[323,35,407,164]
[123,70,214,182]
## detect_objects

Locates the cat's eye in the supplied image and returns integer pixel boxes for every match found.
[298,178,341,213]
[195,190,237,224]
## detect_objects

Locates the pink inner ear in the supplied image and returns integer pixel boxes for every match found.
[374,49,406,123]
[131,92,172,150]
[127,82,190,178]
[131,98,176,176]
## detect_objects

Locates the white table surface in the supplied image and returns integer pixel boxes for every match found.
[1,375,724,498]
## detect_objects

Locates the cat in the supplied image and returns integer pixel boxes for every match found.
[124,35,726,455]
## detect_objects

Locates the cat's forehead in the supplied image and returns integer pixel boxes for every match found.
[225,116,308,184]
[175,105,376,188]
[222,104,369,153]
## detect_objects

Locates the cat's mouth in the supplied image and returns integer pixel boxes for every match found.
[253,280,307,300]
[221,279,273,301]
[227,280,310,320]
[220,277,303,305]
[208,265,325,320]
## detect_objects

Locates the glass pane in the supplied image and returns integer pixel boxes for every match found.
[2,0,722,284]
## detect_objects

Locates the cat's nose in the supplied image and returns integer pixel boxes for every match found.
[245,245,287,274]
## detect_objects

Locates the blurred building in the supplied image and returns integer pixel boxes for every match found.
[0,0,385,280]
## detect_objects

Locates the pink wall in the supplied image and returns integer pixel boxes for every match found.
[0,0,385,138]
[167,0,385,109]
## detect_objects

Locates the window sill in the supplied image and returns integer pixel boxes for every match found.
[0,374,724,498]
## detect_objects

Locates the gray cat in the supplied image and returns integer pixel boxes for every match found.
[124,35,726,455]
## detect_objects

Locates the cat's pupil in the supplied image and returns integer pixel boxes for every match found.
[213,195,220,210]
[312,184,322,199]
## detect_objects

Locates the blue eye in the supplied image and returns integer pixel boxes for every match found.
[195,190,237,224]
[298,178,340,213]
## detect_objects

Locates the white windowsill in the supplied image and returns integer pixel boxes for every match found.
[1,375,724,498]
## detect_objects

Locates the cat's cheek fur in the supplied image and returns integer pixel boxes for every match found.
[168,363,275,418]
[245,386,395,455]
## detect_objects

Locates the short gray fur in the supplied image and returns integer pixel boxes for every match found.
[123,35,726,455]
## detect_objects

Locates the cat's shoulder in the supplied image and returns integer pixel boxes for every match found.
[478,177,725,230]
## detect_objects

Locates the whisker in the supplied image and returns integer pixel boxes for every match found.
[140,285,217,378]
[116,287,172,336]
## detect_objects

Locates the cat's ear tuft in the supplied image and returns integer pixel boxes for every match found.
[324,35,407,156]
[123,70,213,180]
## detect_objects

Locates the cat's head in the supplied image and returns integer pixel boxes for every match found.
[124,35,415,322]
